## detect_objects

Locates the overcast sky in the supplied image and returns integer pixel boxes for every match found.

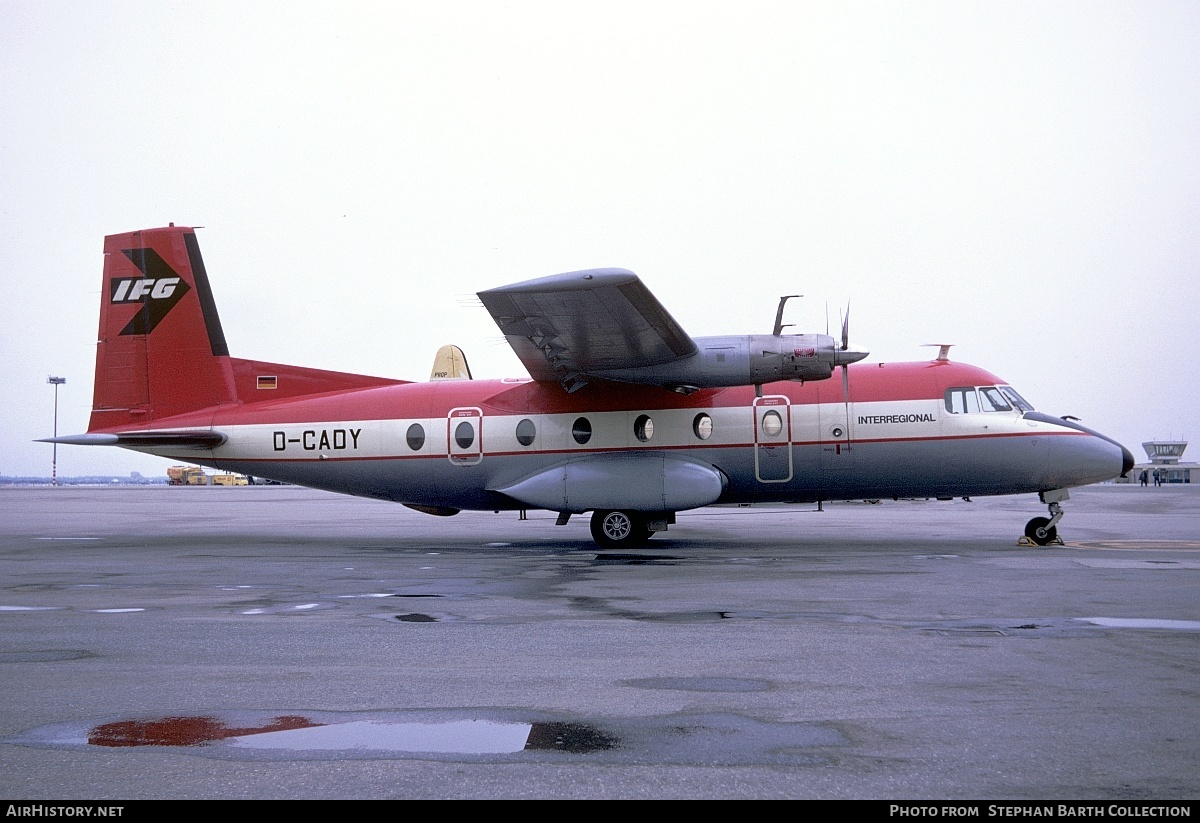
[2,1,1198,478]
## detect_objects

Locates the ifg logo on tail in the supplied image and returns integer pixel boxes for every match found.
[112,247,192,335]
[111,277,182,302]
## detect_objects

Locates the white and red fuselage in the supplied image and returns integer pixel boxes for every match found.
[134,365,1123,509]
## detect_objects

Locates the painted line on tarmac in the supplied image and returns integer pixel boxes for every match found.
[1065,540,1200,551]
[1079,617,1200,630]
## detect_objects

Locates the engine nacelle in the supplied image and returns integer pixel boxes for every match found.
[747,334,837,384]
[589,333,868,390]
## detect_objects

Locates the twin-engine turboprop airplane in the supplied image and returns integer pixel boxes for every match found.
[44,225,1133,548]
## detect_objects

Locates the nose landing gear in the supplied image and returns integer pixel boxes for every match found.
[1023,488,1069,546]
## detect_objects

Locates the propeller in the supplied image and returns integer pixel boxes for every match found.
[771,293,867,397]
[831,303,870,446]
[833,304,867,384]
[839,304,851,401]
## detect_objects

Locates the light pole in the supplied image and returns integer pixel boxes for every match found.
[47,376,66,486]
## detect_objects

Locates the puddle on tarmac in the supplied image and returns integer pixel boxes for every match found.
[8,710,844,764]
[238,602,337,615]
[592,553,680,566]
[90,715,321,747]
[394,613,438,622]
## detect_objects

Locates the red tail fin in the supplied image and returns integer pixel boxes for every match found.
[89,226,237,430]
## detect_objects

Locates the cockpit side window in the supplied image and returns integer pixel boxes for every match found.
[945,387,980,414]
[998,385,1034,412]
[979,387,1012,412]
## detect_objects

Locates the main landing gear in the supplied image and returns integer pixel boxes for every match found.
[1024,488,1069,546]
[588,510,674,549]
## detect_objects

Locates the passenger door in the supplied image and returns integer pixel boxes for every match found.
[753,395,793,483]
[447,407,483,466]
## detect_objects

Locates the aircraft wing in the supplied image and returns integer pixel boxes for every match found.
[477,269,697,392]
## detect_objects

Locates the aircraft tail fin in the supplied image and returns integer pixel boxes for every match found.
[90,225,238,431]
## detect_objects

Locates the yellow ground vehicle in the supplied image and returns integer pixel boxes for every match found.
[211,473,249,486]
[167,466,208,486]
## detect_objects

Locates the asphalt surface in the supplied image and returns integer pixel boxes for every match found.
[1,483,1197,799]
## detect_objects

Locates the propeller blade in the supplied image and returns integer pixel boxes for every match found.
[840,303,850,351]
[841,363,852,446]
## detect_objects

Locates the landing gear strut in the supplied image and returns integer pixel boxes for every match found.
[1025,488,1069,546]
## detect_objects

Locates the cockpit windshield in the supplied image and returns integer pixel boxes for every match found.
[944,385,1035,414]
[979,387,1011,412]
[997,385,1034,412]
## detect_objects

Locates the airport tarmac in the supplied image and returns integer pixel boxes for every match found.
[1,483,1197,800]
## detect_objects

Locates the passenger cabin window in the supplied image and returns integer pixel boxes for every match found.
[515,418,536,447]
[572,417,592,445]
[634,414,654,442]
[454,421,475,449]
[761,409,784,437]
[406,423,425,450]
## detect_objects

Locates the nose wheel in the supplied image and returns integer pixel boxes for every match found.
[1023,489,1068,546]
[1024,514,1058,545]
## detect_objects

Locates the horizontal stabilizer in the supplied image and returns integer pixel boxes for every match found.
[39,430,227,450]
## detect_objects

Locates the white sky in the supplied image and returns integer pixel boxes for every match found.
[2,1,1198,478]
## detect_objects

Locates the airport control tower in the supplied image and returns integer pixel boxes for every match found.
[1132,440,1195,484]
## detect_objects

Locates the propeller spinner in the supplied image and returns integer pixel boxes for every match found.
[832,305,868,399]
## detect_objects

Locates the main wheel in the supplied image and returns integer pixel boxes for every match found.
[1025,516,1057,546]
[590,510,650,549]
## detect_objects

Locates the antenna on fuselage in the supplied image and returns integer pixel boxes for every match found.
[922,343,954,362]
[772,295,801,336]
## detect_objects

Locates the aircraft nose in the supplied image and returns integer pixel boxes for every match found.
[1024,412,1132,485]
[1051,432,1131,487]
[1120,443,1135,477]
